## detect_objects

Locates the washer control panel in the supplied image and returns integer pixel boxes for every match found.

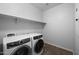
[7,38,30,49]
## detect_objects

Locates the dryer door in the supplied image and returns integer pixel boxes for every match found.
[34,39,44,53]
[11,45,32,55]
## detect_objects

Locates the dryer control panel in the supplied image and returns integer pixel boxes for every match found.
[7,38,30,49]
[33,35,43,40]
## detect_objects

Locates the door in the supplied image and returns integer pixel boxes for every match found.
[34,39,44,53]
[11,45,32,55]
[75,3,79,54]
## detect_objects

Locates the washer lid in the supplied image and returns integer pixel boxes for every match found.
[34,39,44,53]
[11,45,32,55]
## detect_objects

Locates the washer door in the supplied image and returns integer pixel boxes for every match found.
[11,45,32,55]
[34,39,44,53]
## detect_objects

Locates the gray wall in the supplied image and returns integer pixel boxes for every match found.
[43,3,75,51]
[0,3,43,21]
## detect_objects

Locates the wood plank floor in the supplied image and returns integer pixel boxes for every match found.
[0,43,73,55]
[42,43,73,55]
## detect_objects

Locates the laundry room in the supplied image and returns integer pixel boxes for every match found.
[0,3,79,55]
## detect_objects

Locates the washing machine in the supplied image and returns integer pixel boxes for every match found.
[29,33,44,55]
[3,34,32,55]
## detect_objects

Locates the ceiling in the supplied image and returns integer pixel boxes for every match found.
[31,3,62,11]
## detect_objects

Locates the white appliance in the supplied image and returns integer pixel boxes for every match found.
[29,33,44,55]
[3,34,32,55]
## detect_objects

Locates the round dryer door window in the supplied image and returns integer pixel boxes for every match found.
[34,39,44,53]
[12,45,32,55]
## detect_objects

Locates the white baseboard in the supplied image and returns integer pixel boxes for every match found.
[45,42,74,53]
